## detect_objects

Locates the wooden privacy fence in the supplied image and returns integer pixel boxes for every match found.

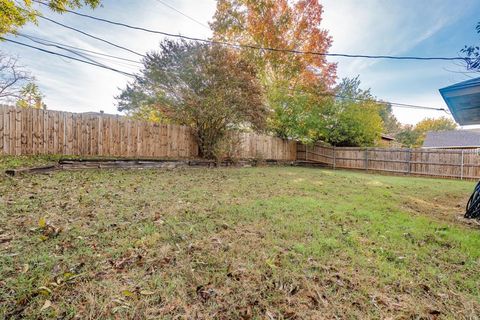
[233,132,297,160]
[0,106,297,161]
[3,105,479,178]
[298,143,480,179]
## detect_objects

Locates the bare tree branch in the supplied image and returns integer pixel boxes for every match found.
[0,51,32,103]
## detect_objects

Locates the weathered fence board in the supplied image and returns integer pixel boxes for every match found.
[302,143,480,179]
[0,107,296,161]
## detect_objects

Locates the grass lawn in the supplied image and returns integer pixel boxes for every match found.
[1,165,479,319]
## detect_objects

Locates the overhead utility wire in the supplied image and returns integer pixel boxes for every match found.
[13,2,451,112]
[17,34,143,71]
[18,34,141,72]
[18,34,115,68]
[153,0,210,30]
[1,37,136,77]
[3,36,448,112]
[4,38,447,112]
[6,37,449,112]
[33,0,469,62]
[287,89,449,113]
[333,94,448,113]
[37,15,145,57]
[8,36,446,112]
[17,33,143,65]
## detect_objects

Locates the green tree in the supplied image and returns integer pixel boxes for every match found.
[0,0,101,35]
[394,125,418,148]
[16,82,46,109]
[395,117,457,147]
[412,117,457,147]
[318,77,384,147]
[267,83,333,142]
[117,40,267,159]
[378,104,401,135]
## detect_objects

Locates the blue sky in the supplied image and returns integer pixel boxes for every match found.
[2,0,479,125]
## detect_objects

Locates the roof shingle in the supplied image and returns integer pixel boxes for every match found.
[423,130,480,149]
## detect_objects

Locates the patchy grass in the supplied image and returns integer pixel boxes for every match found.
[0,156,63,170]
[0,166,479,319]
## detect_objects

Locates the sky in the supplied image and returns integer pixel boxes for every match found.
[1,0,480,126]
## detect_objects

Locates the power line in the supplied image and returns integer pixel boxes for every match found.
[17,33,143,66]
[7,4,451,113]
[18,34,115,69]
[33,0,469,63]
[153,0,210,30]
[4,35,448,112]
[288,88,449,113]
[332,94,448,113]
[17,33,141,73]
[37,15,145,58]
[5,37,446,112]
[1,37,136,77]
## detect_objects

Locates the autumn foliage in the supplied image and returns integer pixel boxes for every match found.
[118,0,399,151]
[117,40,267,159]
[211,0,337,139]
[211,0,336,88]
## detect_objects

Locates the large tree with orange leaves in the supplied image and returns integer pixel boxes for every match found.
[211,0,337,139]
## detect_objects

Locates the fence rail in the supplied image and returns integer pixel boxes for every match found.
[300,143,480,179]
[0,106,296,161]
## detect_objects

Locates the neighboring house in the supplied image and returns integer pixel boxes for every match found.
[378,134,401,148]
[422,129,480,149]
[439,77,480,126]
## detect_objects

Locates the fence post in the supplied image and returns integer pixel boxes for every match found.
[365,147,369,171]
[333,146,336,170]
[407,149,412,175]
[461,150,464,180]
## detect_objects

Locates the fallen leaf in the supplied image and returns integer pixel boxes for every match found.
[112,305,130,313]
[38,217,47,228]
[40,300,52,312]
[139,290,156,296]
[62,272,76,281]
[37,286,52,296]
[121,290,135,297]
[21,264,29,274]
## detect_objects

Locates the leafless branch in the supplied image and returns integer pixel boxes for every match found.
[0,51,32,102]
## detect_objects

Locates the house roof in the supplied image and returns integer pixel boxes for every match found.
[423,130,480,149]
[441,77,480,91]
[439,77,480,125]
[380,134,395,141]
